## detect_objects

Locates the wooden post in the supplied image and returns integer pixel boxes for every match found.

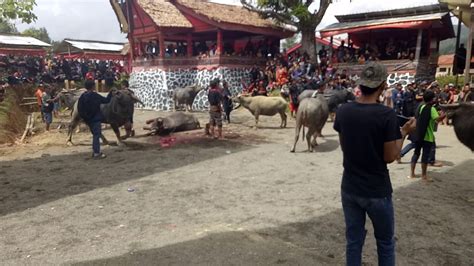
[158,33,165,58]
[330,36,333,63]
[464,10,474,85]
[186,33,193,57]
[427,27,432,57]
[217,29,223,56]
[414,28,423,62]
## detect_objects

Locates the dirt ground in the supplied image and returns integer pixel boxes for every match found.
[0,108,473,265]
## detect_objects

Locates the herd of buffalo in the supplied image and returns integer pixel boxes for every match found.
[56,83,473,152]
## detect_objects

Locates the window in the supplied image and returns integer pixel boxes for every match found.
[439,67,447,72]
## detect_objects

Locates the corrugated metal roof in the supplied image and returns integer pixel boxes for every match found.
[0,34,51,47]
[65,39,124,52]
[321,12,447,32]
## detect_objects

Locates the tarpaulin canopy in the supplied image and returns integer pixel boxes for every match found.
[320,12,447,38]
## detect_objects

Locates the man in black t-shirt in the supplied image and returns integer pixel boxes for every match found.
[334,62,415,266]
[207,78,223,139]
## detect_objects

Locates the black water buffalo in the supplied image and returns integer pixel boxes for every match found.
[173,85,205,112]
[66,89,142,145]
[290,94,329,152]
[144,112,201,136]
[440,103,474,151]
[58,88,86,111]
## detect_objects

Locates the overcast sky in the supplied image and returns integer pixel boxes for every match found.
[15,0,440,43]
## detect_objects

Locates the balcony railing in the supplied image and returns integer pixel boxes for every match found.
[133,55,267,69]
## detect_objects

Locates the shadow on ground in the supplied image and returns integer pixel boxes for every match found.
[73,160,474,266]
[0,138,255,217]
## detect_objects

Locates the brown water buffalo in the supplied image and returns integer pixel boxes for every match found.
[440,103,474,151]
[234,95,287,128]
[144,112,201,136]
[290,94,329,152]
[173,85,205,112]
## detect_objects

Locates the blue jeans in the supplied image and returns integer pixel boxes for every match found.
[342,191,395,266]
[87,121,102,155]
[400,141,416,157]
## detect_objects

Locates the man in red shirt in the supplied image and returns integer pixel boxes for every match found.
[35,84,45,121]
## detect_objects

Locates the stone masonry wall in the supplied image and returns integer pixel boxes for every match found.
[129,67,251,111]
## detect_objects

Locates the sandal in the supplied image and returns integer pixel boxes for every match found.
[92,153,107,159]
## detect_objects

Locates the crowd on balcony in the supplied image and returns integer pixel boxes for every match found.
[0,55,127,85]
[142,38,280,59]
[320,37,418,64]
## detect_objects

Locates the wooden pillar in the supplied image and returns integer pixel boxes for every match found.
[427,27,432,57]
[217,29,223,56]
[158,33,165,58]
[414,28,423,62]
[186,33,193,57]
[330,36,334,63]
[464,10,474,85]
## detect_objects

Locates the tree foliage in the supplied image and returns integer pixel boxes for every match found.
[281,34,300,50]
[0,20,17,33]
[0,0,37,24]
[241,0,332,61]
[22,27,51,43]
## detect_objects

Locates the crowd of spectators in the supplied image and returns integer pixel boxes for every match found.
[0,55,127,85]
[319,37,419,64]
[143,38,280,59]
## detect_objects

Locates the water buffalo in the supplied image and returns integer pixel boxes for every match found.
[66,89,142,145]
[290,94,329,152]
[173,85,205,112]
[57,88,86,111]
[234,95,287,128]
[440,103,474,151]
[144,112,201,136]
[327,89,355,113]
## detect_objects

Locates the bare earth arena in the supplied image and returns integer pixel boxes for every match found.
[0,109,472,265]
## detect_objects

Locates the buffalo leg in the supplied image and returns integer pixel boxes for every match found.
[254,113,259,129]
[66,117,81,145]
[290,122,302,153]
[111,125,123,145]
[306,127,317,152]
[280,111,287,128]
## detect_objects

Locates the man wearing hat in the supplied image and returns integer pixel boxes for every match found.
[334,62,415,266]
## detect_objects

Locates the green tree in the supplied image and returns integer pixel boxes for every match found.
[22,27,51,43]
[241,0,331,62]
[0,0,37,24]
[0,20,18,33]
[282,34,300,50]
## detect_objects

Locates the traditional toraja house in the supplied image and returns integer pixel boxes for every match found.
[439,0,474,84]
[319,3,454,87]
[55,39,127,61]
[0,34,51,56]
[110,0,294,110]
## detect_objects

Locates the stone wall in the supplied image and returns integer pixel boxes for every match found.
[129,67,251,111]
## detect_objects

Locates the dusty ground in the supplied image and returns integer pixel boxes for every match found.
[0,108,473,265]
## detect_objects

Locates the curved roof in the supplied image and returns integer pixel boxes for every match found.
[176,0,281,29]
[137,0,192,28]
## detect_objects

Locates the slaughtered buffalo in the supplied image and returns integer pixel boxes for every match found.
[290,94,329,152]
[440,103,474,151]
[234,95,287,128]
[173,85,205,112]
[144,112,201,136]
[67,89,142,145]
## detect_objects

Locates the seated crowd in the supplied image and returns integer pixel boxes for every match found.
[318,37,418,64]
[142,38,280,59]
[0,55,127,85]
